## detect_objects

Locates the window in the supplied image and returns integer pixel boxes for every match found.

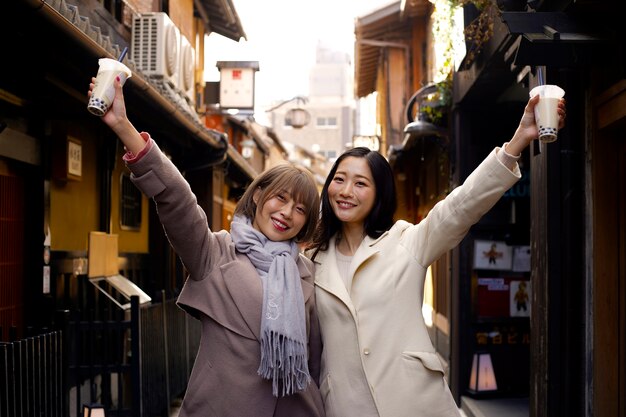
[317,150,337,159]
[316,117,338,128]
[120,173,142,230]
[102,0,125,25]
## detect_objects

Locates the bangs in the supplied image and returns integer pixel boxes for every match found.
[261,165,319,242]
[264,168,318,211]
[291,174,320,210]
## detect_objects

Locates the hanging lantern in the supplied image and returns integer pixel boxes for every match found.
[285,107,311,129]
[266,95,311,129]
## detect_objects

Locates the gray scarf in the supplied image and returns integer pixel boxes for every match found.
[230,215,310,397]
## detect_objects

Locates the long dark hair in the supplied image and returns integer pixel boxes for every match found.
[308,147,396,257]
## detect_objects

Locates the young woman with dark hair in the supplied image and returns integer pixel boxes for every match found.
[311,147,397,256]
[306,95,566,417]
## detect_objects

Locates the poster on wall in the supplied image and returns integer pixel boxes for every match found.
[476,277,510,317]
[512,245,531,272]
[510,280,531,317]
[473,240,512,270]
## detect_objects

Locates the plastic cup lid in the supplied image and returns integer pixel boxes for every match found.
[529,85,565,99]
[98,58,132,76]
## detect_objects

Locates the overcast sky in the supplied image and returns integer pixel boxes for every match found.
[204,0,394,108]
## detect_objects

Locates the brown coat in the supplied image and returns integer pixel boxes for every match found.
[127,139,324,417]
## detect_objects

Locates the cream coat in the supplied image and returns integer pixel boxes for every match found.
[311,148,520,417]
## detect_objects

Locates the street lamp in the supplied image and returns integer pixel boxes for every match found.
[265,96,310,129]
[82,403,106,417]
[83,383,106,416]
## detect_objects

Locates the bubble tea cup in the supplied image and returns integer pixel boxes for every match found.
[529,84,565,143]
[87,58,132,116]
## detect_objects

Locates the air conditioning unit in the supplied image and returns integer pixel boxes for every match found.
[178,34,196,105]
[131,12,179,88]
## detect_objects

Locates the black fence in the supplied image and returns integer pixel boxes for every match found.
[140,296,200,417]
[1,285,200,417]
[0,330,63,416]
[62,296,140,417]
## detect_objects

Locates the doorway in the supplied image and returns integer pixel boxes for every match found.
[0,158,25,341]
[593,104,626,417]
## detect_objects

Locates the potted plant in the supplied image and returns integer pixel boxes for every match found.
[418,75,453,127]
[451,0,527,69]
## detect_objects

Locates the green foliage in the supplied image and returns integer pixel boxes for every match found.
[436,75,453,108]
[420,75,453,126]
[449,0,500,70]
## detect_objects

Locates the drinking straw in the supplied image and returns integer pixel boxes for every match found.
[537,66,545,86]
[118,46,128,62]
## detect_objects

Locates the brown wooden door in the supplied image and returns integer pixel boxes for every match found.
[593,107,626,417]
[617,129,626,417]
[0,158,25,341]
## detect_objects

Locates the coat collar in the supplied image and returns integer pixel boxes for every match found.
[349,231,387,277]
[313,231,389,312]
[312,237,353,311]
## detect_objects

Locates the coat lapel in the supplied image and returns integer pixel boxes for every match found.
[349,233,385,279]
[314,233,389,313]
[222,252,316,342]
[296,254,315,304]
[313,237,357,315]
[221,253,263,341]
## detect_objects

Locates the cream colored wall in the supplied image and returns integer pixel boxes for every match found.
[49,123,148,253]
[49,125,100,252]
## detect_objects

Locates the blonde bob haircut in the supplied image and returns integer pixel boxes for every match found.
[234,163,320,243]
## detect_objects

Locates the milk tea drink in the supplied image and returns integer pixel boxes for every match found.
[87,58,132,116]
[529,85,565,143]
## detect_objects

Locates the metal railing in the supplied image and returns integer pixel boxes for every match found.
[1,286,200,416]
[0,330,64,416]
[140,294,200,416]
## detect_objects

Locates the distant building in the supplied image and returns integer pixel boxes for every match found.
[268,41,355,163]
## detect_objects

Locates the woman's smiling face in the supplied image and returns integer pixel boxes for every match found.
[252,188,307,242]
[327,156,376,228]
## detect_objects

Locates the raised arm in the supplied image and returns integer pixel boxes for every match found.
[404,94,566,266]
[88,77,216,280]
[88,76,146,155]
[504,94,566,156]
